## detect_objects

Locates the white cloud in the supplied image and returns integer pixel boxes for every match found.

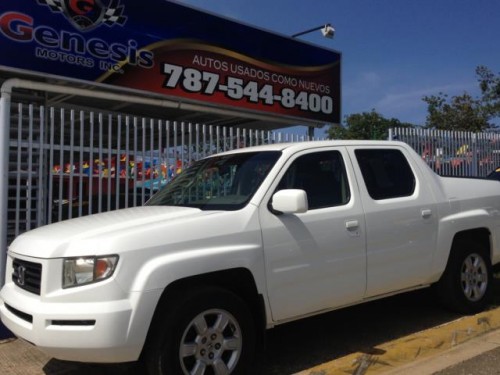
[343,71,383,97]
[360,72,382,87]
[374,82,478,124]
[343,74,479,125]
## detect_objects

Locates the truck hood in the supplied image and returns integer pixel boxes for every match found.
[9,206,221,258]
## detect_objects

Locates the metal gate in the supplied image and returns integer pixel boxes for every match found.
[1,80,319,247]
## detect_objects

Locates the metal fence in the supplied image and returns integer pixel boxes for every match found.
[5,77,500,247]
[0,78,326,287]
[6,102,320,243]
[9,118,500,244]
[389,127,500,177]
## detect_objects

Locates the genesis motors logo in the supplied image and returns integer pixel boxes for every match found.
[37,0,127,32]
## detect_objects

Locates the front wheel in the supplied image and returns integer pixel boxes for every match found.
[144,286,256,375]
[436,239,492,314]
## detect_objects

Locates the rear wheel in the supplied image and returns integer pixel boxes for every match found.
[145,286,256,375]
[436,239,492,314]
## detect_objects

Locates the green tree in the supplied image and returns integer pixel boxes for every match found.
[327,123,348,139]
[422,92,490,132]
[327,110,414,140]
[476,65,500,119]
[423,66,499,131]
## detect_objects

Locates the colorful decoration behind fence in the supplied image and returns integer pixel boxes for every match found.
[52,155,184,193]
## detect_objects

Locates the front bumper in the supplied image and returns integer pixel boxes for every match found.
[0,282,141,363]
[0,252,162,363]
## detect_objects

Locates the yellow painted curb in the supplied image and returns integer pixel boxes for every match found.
[294,306,500,375]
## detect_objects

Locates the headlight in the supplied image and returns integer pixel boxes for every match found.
[63,255,119,288]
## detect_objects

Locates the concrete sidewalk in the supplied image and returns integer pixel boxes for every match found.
[386,328,500,375]
[294,305,500,375]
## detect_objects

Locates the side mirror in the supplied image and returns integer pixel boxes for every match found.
[271,189,308,214]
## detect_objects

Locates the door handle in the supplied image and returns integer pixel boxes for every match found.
[421,209,432,218]
[345,220,359,229]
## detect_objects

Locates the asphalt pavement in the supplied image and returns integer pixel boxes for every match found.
[435,346,500,375]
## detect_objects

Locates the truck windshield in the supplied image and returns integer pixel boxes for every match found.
[146,151,281,210]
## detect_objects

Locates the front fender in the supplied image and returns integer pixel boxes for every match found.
[128,243,266,293]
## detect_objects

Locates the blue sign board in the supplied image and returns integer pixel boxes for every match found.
[0,0,341,123]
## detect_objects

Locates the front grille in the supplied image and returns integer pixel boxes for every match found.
[12,258,42,295]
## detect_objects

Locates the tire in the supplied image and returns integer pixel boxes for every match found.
[436,239,492,314]
[144,286,256,375]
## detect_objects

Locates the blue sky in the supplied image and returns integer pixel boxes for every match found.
[177,0,499,134]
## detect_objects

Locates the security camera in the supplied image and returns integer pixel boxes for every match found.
[321,24,335,39]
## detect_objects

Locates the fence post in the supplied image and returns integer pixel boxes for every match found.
[472,133,478,176]
[0,85,12,287]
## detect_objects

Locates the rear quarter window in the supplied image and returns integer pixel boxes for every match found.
[355,149,416,200]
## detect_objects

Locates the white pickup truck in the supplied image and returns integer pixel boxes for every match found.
[2,140,500,375]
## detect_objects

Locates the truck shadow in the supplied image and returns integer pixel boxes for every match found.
[42,279,500,375]
[262,277,500,374]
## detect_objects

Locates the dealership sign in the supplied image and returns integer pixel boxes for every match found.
[0,0,341,124]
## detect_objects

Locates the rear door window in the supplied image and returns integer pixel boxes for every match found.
[355,149,416,200]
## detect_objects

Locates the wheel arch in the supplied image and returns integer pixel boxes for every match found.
[141,267,266,359]
[435,227,492,282]
[450,228,491,259]
[432,227,492,284]
[434,227,493,314]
